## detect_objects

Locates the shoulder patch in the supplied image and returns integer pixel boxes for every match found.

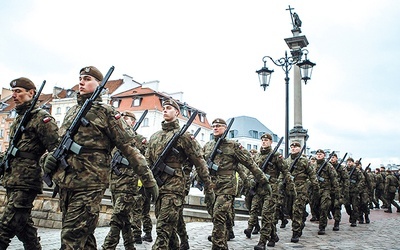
[114,113,121,119]
[43,117,51,123]
[279,155,283,158]
[142,138,147,144]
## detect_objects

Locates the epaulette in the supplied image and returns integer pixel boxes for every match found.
[43,117,52,123]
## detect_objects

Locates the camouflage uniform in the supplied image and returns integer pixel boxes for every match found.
[102,126,148,249]
[345,162,365,227]
[0,101,59,249]
[147,119,213,250]
[359,167,373,223]
[203,138,267,250]
[314,157,339,234]
[374,170,388,208]
[51,94,156,250]
[288,152,319,242]
[247,146,292,248]
[383,171,400,213]
[330,161,349,230]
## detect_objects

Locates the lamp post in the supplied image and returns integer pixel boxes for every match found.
[256,49,314,157]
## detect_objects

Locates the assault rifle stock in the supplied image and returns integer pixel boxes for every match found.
[110,110,149,176]
[43,66,115,187]
[206,118,235,174]
[0,80,46,176]
[249,136,284,196]
[335,152,348,170]
[151,110,198,186]
[316,151,335,182]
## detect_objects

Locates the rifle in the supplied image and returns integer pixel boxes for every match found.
[43,66,115,187]
[316,151,335,182]
[289,143,307,173]
[249,136,284,196]
[0,80,46,176]
[110,110,149,176]
[192,127,201,138]
[206,118,235,174]
[151,110,198,186]
[349,158,362,184]
[365,163,371,172]
[335,152,348,170]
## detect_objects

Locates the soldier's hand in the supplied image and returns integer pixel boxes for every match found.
[258,175,269,186]
[204,191,215,205]
[249,179,256,188]
[144,184,159,202]
[43,152,58,174]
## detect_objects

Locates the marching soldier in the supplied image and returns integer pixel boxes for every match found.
[383,169,400,213]
[0,78,59,249]
[345,158,365,227]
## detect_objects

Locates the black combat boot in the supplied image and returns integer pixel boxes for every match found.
[310,216,317,222]
[180,241,190,250]
[266,239,275,247]
[280,218,288,228]
[244,228,252,238]
[142,232,153,242]
[228,230,235,241]
[290,232,300,243]
[252,223,260,234]
[384,209,392,213]
[350,222,357,227]
[254,241,266,250]
[134,236,142,244]
[365,214,370,224]
[318,227,325,235]
[333,221,339,231]
[207,235,212,242]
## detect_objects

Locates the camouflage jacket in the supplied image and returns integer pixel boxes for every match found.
[109,129,147,194]
[385,173,399,194]
[203,138,265,196]
[286,153,319,191]
[314,159,339,193]
[52,94,155,191]
[375,173,385,190]
[347,165,365,193]
[3,102,59,192]
[331,162,350,197]
[252,146,292,195]
[146,120,213,196]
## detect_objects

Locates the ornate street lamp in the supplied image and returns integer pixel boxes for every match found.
[297,50,316,84]
[256,60,274,91]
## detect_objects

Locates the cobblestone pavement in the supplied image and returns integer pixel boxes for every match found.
[9,207,400,250]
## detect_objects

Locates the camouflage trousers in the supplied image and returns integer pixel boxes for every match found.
[130,194,146,238]
[259,186,279,243]
[0,189,41,249]
[102,192,140,250]
[317,190,332,229]
[345,191,360,224]
[135,189,153,235]
[211,194,234,250]
[152,193,182,250]
[59,187,106,250]
[177,195,188,244]
[292,187,309,234]
[330,194,343,223]
[247,193,263,230]
[375,189,388,207]
[359,190,370,218]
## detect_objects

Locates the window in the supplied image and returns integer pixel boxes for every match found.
[229,130,234,138]
[182,108,189,118]
[0,129,3,138]
[113,100,120,108]
[249,130,258,139]
[247,144,251,151]
[65,106,70,113]
[142,118,149,127]
[199,113,205,122]
[131,97,142,107]
[56,107,61,114]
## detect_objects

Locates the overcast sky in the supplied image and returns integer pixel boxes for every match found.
[1,1,399,167]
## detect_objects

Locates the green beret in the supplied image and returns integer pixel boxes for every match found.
[162,98,180,112]
[10,77,36,90]
[212,118,226,125]
[290,141,301,147]
[80,66,103,81]
[316,149,325,154]
[261,133,272,140]
[347,157,354,162]
[121,111,136,120]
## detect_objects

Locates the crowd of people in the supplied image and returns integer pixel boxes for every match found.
[0,65,399,250]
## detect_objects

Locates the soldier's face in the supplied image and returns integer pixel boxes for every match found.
[212,123,226,136]
[261,138,272,148]
[290,145,300,154]
[79,75,99,95]
[123,116,135,127]
[330,156,338,163]
[163,105,178,122]
[316,152,325,160]
[12,87,34,106]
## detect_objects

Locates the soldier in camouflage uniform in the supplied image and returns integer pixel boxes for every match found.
[313,149,339,235]
[42,66,159,250]
[287,141,319,243]
[203,119,269,250]
[344,157,365,227]
[102,111,147,249]
[383,169,400,213]
[146,99,215,250]
[374,168,388,209]
[355,161,370,224]
[0,78,59,249]
[245,133,291,249]
[329,153,349,231]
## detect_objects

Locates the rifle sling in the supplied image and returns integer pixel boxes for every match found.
[79,147,109,154]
